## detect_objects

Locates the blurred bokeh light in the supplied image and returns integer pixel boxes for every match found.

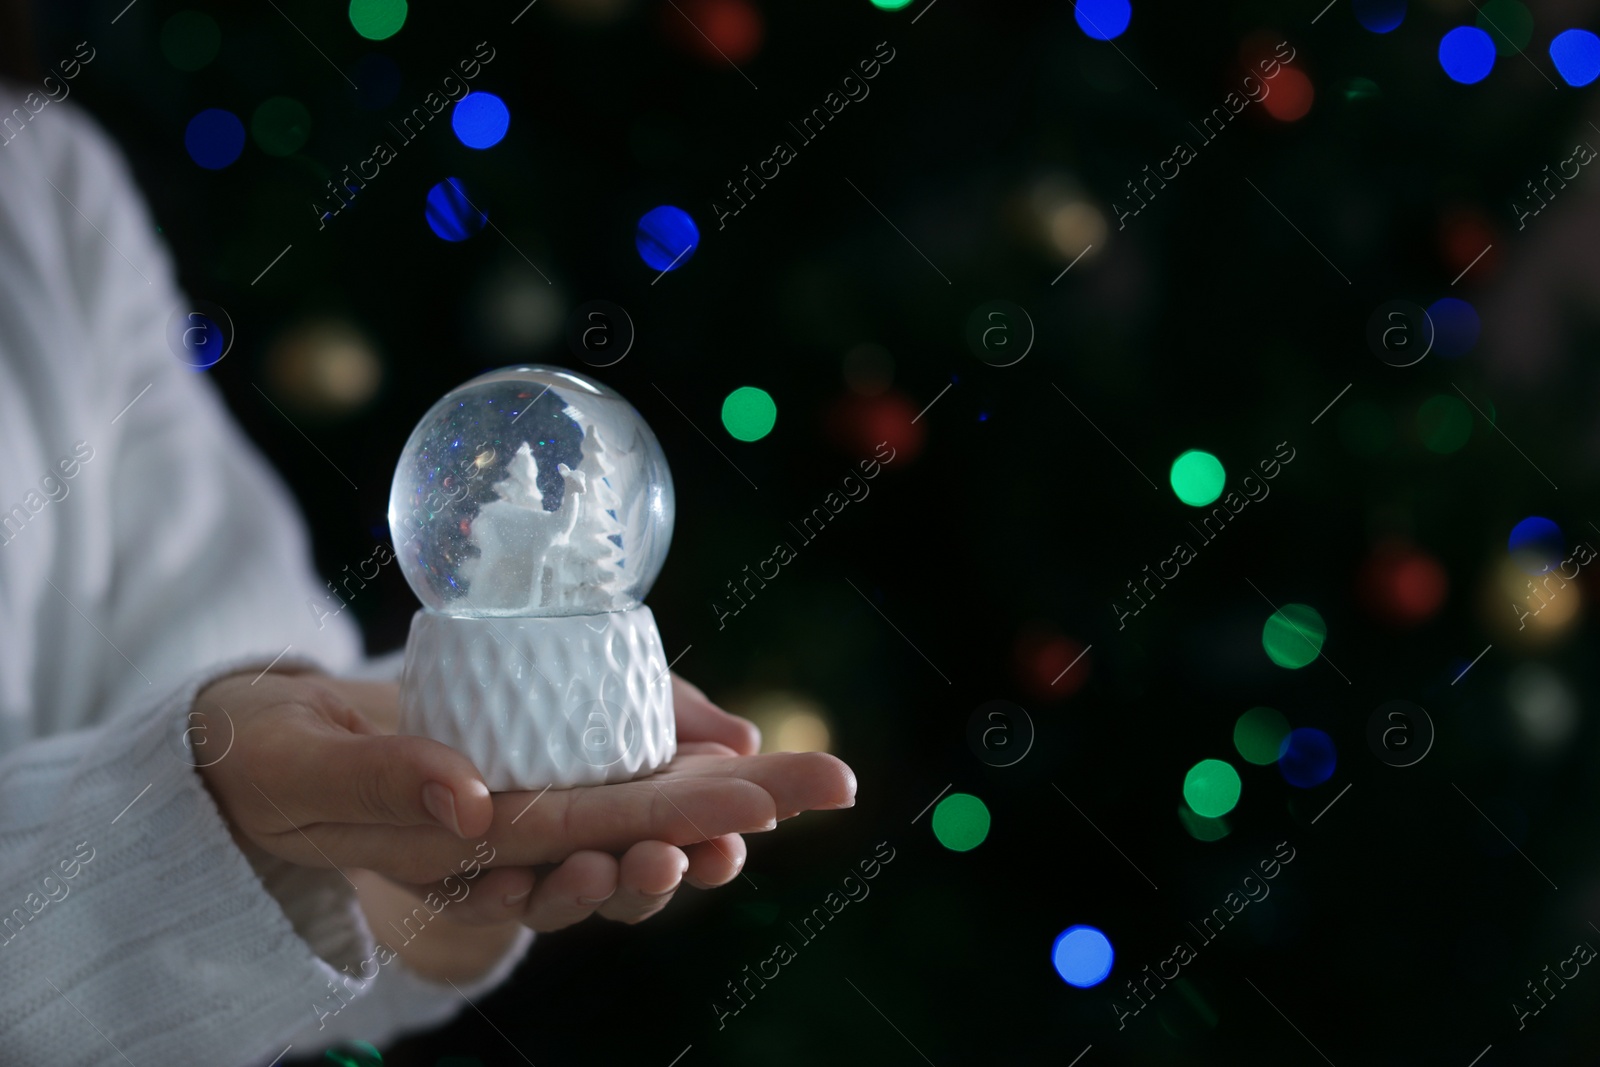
[1170,450,1225,507]
[184,108,245,170]
[1261,603,1327,669]
[1550,29,1600,87]
[1052,925,1115,988]
[1438,27,1496,84]
[160,10,220,71]
[734,691,834,754]
[1506,663,1579,751]
[1277,728,1336,787]
[1234,706,1291,765]
[349,0,408,41]
[932,793,991,852]
[1508,516,1563,575]
[1074,0,1132,40]
[721,386,777,442]
[426,178,488,242]
[1352,0,1405,34]
[1358,541,1448,626]
[264,318,384,419]
[1183,759,1242,818]
[636,206,699,272]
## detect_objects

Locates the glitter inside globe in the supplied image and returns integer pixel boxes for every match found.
[388,366,674,618]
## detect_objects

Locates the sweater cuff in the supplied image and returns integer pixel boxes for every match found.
[230,648,537,1053]
[0,649,390,1065]
[284,925,536,1050]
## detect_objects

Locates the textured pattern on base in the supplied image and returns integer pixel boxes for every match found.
[399,606,676,790]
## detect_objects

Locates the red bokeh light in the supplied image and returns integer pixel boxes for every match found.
[663,0,764,66]
[1013,624,1090,702]
[1261,66,1314,122]
[826,391,925,464]
[1439,207,1498,282]
[1359,542,1449,626]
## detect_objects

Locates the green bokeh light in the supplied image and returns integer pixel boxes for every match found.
[1476,0,1533,55]
[1262,603,1327,669]
[1234,706,1290,765]
[1178,803,1231,842]
[1343,77,1380,102]
[1339,400,1393,459]
[1417,394,1472,454]
[870,0,915,8]
[721,386,777,441]
[251,97,312,157]
[160,11,221,72]
[324,1042,382,1067]
[349,0,408,40]
[1182,759,1241,818]
[931,793,990,851]
[1169,449,1226,506]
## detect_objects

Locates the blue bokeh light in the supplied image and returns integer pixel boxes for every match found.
[1052,925,1115,988]
[1353,0,1405,34]
[1278,728,1336,788]
[1425,297,1480,358]
[452,92,510,149]
[184,109,246,170]
[1074,0,1131,40]
[636,206,699,272]
[170,313,224,368]
[1509,516,1564,575]
[1550,29,1600,87]
[425,177,487,242]
[1439,26,1496,84]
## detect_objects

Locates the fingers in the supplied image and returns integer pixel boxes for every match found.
[675,741,742,758]
[387,866,539,928]
[683,834,746,889]
[519,850,619,933]
[672,675,761,755]
[504,775,779,861]
[596,840,690,924]
[210,679,496,841]
[652,751,857,818]
[256,730,495,839]
[302,775,777,882]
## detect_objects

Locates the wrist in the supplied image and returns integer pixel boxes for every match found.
[350,869,527,983]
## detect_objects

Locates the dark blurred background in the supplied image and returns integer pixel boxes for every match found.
[20,0,1600,1062]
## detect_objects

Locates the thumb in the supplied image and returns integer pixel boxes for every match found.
[264,730,494,839]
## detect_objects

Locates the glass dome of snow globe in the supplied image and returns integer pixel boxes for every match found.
[389,366,678,791]
[389,365,674,618]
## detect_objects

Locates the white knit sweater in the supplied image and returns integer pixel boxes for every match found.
[0,87,530,1062]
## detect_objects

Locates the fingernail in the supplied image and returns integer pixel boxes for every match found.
[641,885,679,899]
[739,817,777,833]
[503,889,531,906]
[422,782,463,837]
[828,796,857,809]
[578,891,616,906]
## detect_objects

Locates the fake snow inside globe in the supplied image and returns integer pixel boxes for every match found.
[388,365,676,790]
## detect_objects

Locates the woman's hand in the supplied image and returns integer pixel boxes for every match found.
[194,670,852,885]
[190,669,854,979]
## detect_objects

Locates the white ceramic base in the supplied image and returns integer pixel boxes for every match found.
[398,606,676,791]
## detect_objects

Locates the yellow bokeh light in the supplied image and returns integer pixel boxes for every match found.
[1020,173,1107,265]
[1487,555,1581,642]
[266,318,382,418]
[1047,200,1107,260]
[731,691,833,754]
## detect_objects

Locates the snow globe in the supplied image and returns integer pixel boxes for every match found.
[388,366,676,790]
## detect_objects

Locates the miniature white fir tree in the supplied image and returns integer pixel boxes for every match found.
[545,422,626,613]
